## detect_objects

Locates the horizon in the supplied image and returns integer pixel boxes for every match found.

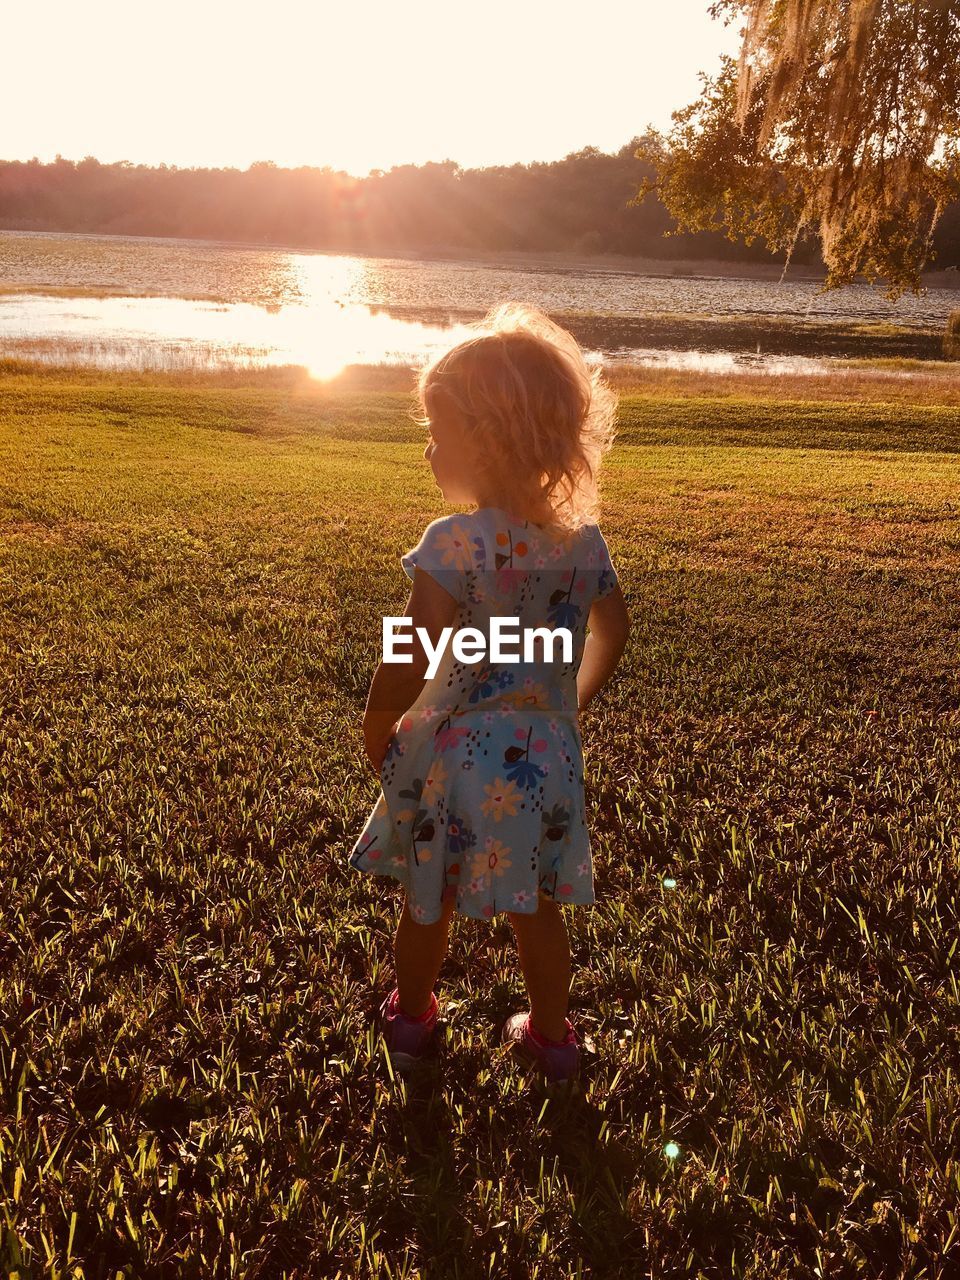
[3,0,741,179]
[0,137,656,180]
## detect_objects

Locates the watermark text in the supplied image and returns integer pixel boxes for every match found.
[383,616,573,679]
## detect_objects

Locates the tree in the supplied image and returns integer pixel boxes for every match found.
[635,0,960,297]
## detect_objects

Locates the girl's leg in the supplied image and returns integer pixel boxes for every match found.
[394,891,458,1018]
[506,894,571,1043]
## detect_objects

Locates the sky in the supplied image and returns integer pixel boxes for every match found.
[5,1,743,176]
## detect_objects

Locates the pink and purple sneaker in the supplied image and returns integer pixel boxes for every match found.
[378,987,439,1074]
[501,1011,580,1085]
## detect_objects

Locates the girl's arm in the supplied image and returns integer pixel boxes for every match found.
[363,568,460,771]
[577,583,630,712]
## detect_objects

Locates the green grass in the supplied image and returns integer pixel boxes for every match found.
[2,365,960,1277]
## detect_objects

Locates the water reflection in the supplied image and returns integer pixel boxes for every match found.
[3,231,957,376]
[0,291,856,378]
[4,229,958,325]
[292,252,372,311]
[0,292,483,380]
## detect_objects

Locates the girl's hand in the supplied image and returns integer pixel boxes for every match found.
[364,717,398,773]
[360,579,456,777]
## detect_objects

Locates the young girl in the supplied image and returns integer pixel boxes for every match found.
[348,302,630,1085]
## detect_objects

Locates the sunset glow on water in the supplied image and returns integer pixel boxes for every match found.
[2,231,957,377]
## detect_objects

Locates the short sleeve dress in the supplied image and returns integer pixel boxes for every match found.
[348,506,620,925]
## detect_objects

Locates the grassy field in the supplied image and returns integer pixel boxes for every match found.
[2,359,959,1278]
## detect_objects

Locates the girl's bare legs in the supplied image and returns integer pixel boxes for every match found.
[394,891,458,1018]
[506,895,571,1043]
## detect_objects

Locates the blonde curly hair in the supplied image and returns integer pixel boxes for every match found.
[410,302,618,540]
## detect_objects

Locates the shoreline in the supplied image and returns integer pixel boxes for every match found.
[3,351,959,406]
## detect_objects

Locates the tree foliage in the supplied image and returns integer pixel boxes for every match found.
[636,0,960,296]
[0,145,800,263]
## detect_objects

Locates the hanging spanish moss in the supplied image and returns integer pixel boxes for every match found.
[637,0,960,297]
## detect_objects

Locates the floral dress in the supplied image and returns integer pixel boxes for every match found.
[348,506,619,925]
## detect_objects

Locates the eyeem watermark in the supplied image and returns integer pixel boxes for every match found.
[383,616,573,680]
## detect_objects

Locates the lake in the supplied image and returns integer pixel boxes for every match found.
[1,230,958,378]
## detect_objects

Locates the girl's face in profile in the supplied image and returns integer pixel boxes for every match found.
[423,385,479,504]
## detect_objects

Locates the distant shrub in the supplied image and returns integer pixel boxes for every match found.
[945,310,960,359]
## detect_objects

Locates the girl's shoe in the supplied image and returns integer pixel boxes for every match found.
[378,987,439,1074]
[501,1012,580,1084]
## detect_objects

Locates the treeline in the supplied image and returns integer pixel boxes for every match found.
[2,142,959,266]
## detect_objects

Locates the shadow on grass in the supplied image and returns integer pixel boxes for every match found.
[378,1047,652,1276]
